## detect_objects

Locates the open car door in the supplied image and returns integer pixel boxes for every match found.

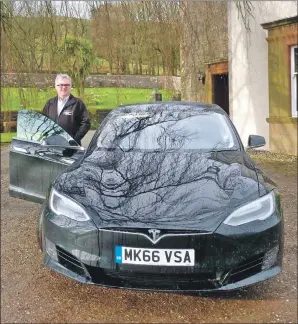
[9,110,85,204]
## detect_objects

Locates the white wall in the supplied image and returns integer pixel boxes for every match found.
[228,1,297,149]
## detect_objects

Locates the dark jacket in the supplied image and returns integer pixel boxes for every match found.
[42,94,91,145]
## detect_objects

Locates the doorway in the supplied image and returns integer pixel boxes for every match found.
[212,73,229,115]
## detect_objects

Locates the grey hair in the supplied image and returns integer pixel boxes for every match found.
[55,74,72,86]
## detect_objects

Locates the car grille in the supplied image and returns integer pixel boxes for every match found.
[56,246,86,277]
[84,266,218,290]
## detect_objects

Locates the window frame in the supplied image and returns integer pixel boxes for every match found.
[291,45,298,117]
[16,109,77,144]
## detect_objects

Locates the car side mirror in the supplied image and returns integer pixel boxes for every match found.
[247,135,266,149]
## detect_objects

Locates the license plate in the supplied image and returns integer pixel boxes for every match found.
[115,246,195,266]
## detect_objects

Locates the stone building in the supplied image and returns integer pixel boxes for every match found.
[261,16,297,154]
[180,1,229,113]
[181,1,297,155]
[229,1,297,154]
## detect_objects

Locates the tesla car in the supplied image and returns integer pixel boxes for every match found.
[9,102,283,292]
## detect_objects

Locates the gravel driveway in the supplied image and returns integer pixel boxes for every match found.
[1,144,297,323]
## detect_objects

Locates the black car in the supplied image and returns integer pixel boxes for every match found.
[9,102,283,292]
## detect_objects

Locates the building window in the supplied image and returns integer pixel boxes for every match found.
[291,45,298,117]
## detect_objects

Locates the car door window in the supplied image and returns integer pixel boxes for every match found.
[16,109,77,144]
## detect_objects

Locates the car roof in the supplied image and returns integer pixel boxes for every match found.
[112,101,225,116]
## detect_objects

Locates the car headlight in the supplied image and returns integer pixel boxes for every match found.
[223,191,275,226]
[49,188,90,221]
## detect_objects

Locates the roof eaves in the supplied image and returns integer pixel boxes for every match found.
[261,15,298,30]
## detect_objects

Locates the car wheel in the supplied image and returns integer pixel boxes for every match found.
[37,203,46,251]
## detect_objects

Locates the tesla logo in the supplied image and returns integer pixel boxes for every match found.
[148,229,161,242]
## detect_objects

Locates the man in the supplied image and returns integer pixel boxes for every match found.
[42,73,91,145]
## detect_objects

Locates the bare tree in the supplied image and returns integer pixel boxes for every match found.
[90,0,181,75]
[1,1,91,74]
[1,0,255,80]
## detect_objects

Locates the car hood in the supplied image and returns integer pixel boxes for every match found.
[54,150,261,232]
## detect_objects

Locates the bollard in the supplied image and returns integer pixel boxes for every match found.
[154,92,162,101]
[172,92,181,101]
[151,90,162,102]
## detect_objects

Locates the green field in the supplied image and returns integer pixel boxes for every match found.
[0,132,16,143]
[1,87,176,114]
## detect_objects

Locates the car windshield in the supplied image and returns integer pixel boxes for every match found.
[96,111,240,152]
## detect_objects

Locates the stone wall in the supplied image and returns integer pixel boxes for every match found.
[263,18,298,155]
[1,73,181,133]
[267,118,297,155]
[0,111,18,132]
[1,73,181,90]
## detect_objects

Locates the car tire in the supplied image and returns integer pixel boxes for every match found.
[37,203,46,252]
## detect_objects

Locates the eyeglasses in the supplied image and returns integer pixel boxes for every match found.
[56,84,71,87]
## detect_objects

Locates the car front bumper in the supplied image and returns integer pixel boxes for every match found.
[42,206,284,292]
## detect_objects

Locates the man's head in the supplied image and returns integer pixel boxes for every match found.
[55,74,72,99]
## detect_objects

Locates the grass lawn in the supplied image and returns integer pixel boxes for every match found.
[0,132,16,143]
[1,87,176,114]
